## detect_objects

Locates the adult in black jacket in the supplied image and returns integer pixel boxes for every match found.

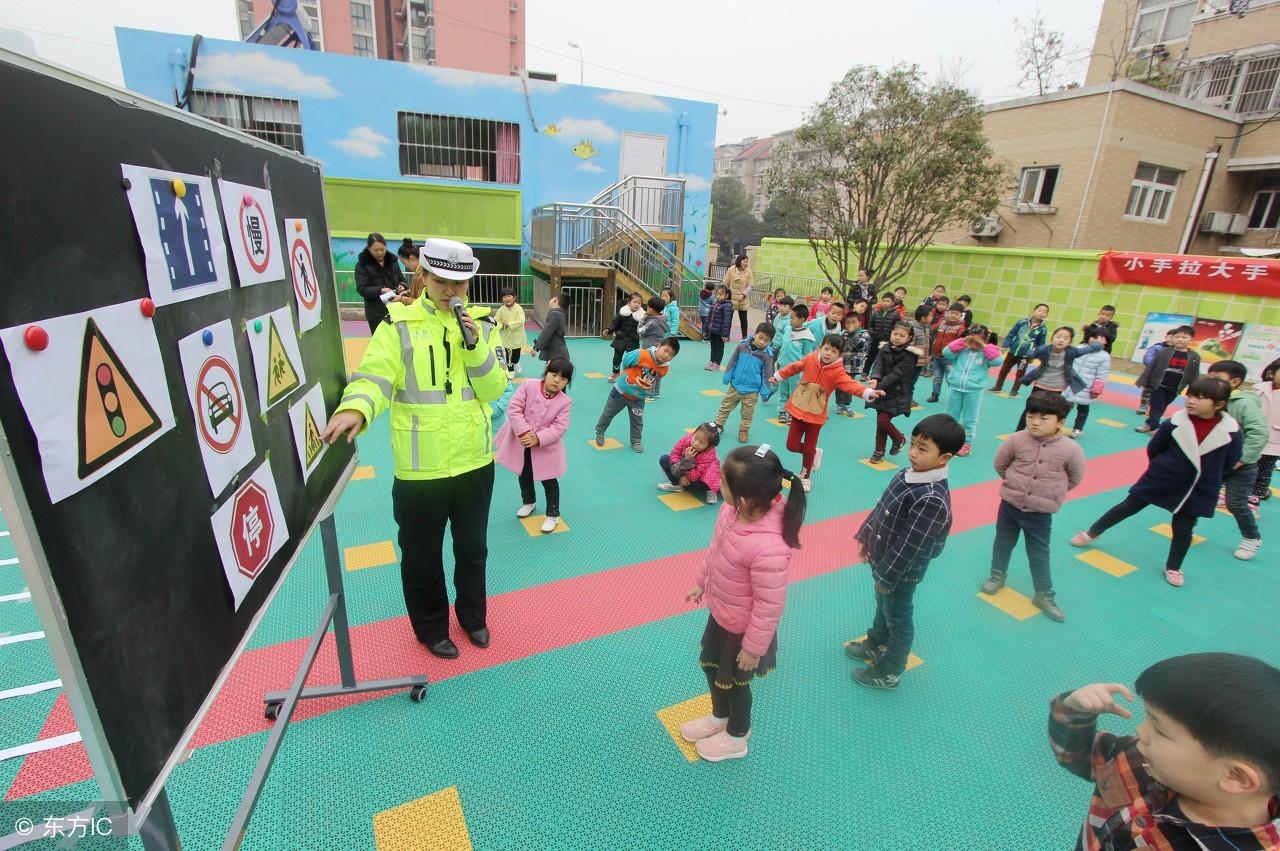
[355,232,406,333]
[533,296,570,362]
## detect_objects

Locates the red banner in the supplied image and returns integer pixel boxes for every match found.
[1097,251,1280,298]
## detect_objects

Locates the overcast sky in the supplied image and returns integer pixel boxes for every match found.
[0,0,1104,144]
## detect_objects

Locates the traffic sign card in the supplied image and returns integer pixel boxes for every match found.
[0,299,176,503]
[287,384,328,484]
[121,164,233,306]
[210,459,289,610]
[218,178,285,287]
[245,306,306,413]
[284,218,323,334]
[177,320,258,497]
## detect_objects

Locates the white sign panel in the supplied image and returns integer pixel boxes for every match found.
[177,320,258,497]
[218,179,285,286]
[285,218,323,334]
[1236,323,1280,382]
[287,384,328,484]
[245,306,306,412]
[1130,312,1195,365]
[210,459,289,610]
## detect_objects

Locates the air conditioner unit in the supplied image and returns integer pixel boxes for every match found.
[1227,213,1249,235]
[1200,211,1234,234]
[969,214,1003,238]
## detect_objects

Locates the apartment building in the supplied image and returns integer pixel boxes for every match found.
[939,0,1280,256]
[714,130,795,218]
[237,0,525,75]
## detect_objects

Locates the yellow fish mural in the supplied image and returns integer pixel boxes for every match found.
[571,139,599,159]
[543,123,560,136]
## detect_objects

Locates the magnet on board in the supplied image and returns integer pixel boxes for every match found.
[172,178,187,198]
[242,192,254,207]
[202,329,214,346]
[121,178,132,190]
[23,326,49,352]
[140,298,156,318]
[253,319,263,333]
[294,220,303,232]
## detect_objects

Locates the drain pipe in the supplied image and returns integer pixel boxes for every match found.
[1071,83,1116,249]
[1178,146,1220,255]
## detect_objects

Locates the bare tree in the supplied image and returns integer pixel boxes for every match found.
[1015,12,1067,96]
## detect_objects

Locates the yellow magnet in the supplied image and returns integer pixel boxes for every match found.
[171,177,186,198]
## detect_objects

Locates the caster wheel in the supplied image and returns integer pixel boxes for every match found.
[409,685,428,703]
[264,701,282,721]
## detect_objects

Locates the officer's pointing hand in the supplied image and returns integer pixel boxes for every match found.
[321,410,365,445]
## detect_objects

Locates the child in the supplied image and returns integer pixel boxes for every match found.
[1135,329,1174,416]
[892,286,909,318]
[810,286,836,318]
[1253,356,1280,504]
[868,323,923,463]
[979,392,1084,621]
[942,324,1002,457]
[1062,324,1113,437]
[1206,360,1267,561]
[532,295,569,364]
[774,304,816,424]
[1014,327,1105,432]
[849,297,870,330]
[1137,325,1200,433]
[922,284,947,311]
[658,422,723,504]
[866,293,901,377]
[806,300,846,340]
[836,313,871,416]
[771,295,795,357]
[908,305,932,377]
[954,294,973,326]
[697,284,715,332]
[661,286,682,340]
[926,304,968,404]
[846,414,965,690]
[765,287,787,325]
[603,293,642,380]
[681,445,807,761]
[1092,304,1119,353]
[1049,653,1280,850]
[993,303,1050,397]
[717,324,776,442]
[494,289,527,377]
[640,295,672,400]
[928,294,951,327]
[704,286,735,371]
[494,358,573,534]
[771,335,881,489]
[1071,377,1241,587]
[595,338,680,453]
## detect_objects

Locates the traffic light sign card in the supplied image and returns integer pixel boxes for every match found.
[287,383,328,484]
[245,306,306,413]
[177,320,258,498]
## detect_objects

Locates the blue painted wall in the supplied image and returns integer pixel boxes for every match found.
[115,28,717,275]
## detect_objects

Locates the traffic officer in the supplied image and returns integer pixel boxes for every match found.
[321,238,508,659]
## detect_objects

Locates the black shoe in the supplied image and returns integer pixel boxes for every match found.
[889,437,906,456]
[852,666,900,690]
[925,395,939,403]
[467,627,490,648]
[869,450,885,463]
[980,574,1005,595]
[843,638,886,663]
[1032,592,1065,622]
[425,637,459,659]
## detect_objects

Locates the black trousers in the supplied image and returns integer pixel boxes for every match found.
[659,454,709,496]
[611,348,625,372]
[392,464,494,643]
[1074,404,1091,432]
[705,668,752,737]
[1088,494,1198,572]
[708,333,726,365]
[519,447,560,515]
[736,309,749,339]
[506,346,522,367]
[993,351,1028,392]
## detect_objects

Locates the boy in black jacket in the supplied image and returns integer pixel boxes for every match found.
[1138,325,1200,433]
[604,293,643,380]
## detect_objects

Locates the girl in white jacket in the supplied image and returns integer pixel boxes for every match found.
[1062,326,1113,438]
[1253,356,1280,504]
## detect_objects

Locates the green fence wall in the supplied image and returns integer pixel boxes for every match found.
[756,238,1280,359]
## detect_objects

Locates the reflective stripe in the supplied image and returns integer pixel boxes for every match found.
[411,415,419,471]
[395,388,448,404]
[341,392,376,411]
[465,349,497,380]
[396,322,423,399]
[461,386,476,402]
[350,371,393,399]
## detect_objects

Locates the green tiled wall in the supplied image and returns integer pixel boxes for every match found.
[756,238,1280,358]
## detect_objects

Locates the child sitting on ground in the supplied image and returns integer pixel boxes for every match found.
[658,422,723,504]
[774,304,815,424]
[1050,653,1280,850]
[681,445,806,762]
[979,392,1084,622]
[845,414,964,690]
[1071,377,1241,587]
[716,323,776,442]
[1062,325,1112,438]
[494,358,574,534]
[942,324,1002,457]
[1206,360,1267,561]
[836,312,871,416]
[603,293,643,381]
[595,338,680,453]
[868,323,923,463]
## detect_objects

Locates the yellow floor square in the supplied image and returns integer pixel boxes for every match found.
[846,635,923,671]
[1217,506,1233,516]
[1075,549,1137,577]
[351,465,376,481]
[1109,373,1137,385]
[977,586,1040,620]
[343,337,371,374]
[345,541,397,572]
[1095,418,1126,428]
[995,434,1012,441]
[584,371,606,379]
[519,515,569,536]
[656,693,713,762]
[684,427,696,433]
[767,418,787,427]
[837,410,866,419]
[589,437,624,451]
[700,389,725,396]
[860,458,898,471]
[658,491,708,511]
[1151,523,1204,546]
[1272,486,1280,498]
[373,785,472,851]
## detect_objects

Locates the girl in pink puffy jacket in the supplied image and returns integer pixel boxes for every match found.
[494,358,573,534]
[681,444,807,762]
[657,423,723,505]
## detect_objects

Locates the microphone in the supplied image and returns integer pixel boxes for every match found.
[449,296,478,350]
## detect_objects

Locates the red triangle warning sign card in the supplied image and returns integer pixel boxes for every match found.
[77,318,162,479]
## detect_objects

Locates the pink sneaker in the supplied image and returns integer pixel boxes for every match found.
[956,444,971,457]
[695,730,749,762]
[1069,531,1095,547]
[1165,569,1185,587]
[678,714,727,743]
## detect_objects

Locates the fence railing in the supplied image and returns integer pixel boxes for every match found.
[586,175,685,230]
[335,271,535,309]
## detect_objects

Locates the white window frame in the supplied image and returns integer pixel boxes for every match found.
[1248,189,1280,230]
[1131,0,1196,48]
[1015,165,1060,209]
[1124,163,1182,224]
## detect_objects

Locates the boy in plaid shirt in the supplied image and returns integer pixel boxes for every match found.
[844,413,965,690]
[1050,653,1280,850]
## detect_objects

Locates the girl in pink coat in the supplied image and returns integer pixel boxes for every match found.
[682,444,807,762]
[494,358,573,533]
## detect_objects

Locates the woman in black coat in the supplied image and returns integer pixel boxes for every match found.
[354,232,406,333]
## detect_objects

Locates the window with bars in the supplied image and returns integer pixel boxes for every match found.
[191,92,305,154]
[1236,55,1280,113]
[1132,0,1196,47]
[1016,166,1059,206]
[1248,190,1280,229]
[1124,163,1181,223]
[352,33,374,56]
[396,112,520,183]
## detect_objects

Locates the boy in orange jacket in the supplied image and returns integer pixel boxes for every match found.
[770,333,885,491]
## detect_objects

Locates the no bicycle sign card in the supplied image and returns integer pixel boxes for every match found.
[177,320,257,498]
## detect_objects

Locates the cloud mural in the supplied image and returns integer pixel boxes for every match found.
[334,126,392,159]
[576,162,605,173]
[677,173,712,191]
[196,51,339,97]
[552,117,619,144]
[597,91,670,112]
[412,64,560,93]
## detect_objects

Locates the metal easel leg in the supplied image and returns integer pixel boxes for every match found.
[139,788,182,851]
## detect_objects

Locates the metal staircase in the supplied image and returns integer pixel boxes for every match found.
[530,176,704,339]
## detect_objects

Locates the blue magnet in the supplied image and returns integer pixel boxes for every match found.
[202,329,214,346]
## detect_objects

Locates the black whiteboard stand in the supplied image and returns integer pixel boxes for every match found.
[222,510,429,851]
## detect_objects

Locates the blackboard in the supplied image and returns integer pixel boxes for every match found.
[0,51,355,815]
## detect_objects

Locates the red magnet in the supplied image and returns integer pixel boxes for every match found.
[140,298,156,318]
[293,220,304,232]
[23,326,49,351]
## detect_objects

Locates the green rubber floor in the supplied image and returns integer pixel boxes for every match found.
[3,336,1277,850]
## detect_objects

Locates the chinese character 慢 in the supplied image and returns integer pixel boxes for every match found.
[1151,258,1173,273]
[1178,260,1203,276]
[1123,256,1145,271]
[246,214,264,256]
[1208,261,1232,279]
[1243,264,1270,281]
[243,504,263,552]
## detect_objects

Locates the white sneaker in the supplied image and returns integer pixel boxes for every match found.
[515,363,523,374]
[705,491,719,505]
[516,503,536,518]
[657,482,685,493]
[1234,538,1262,560]
[801,476,812,492]
[695,730,749,762]
[812,448,824,472]
[539,516,559,533]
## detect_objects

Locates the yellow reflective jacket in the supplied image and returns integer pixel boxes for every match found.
[336,298,509,480]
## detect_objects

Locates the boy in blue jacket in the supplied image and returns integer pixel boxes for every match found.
[715,323,777,442]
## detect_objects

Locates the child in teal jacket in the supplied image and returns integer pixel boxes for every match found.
[943,324,1002,456]
[775,305,817,424]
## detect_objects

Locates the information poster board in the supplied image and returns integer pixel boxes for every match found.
[1130,312,1194,365]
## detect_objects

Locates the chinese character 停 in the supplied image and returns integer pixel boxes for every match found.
[243,504,263,552]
